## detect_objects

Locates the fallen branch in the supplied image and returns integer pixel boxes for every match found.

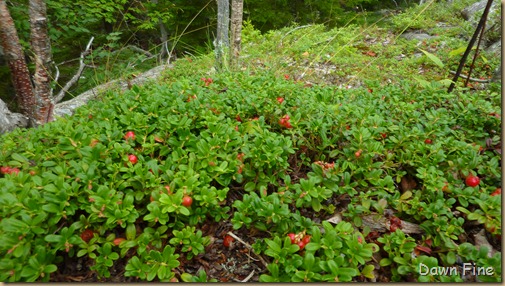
[227,231,269,268]
[449,70,490,83]
[53,63,172,118]
[54,36,94,103]
[361,212,424,234]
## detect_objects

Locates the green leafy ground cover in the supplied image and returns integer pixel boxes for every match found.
[0,0,502,282]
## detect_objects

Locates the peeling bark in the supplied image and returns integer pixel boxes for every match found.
[0,0,36,123]
[230,0,243,69]
[29,0,54,125]
[215,0,230,70]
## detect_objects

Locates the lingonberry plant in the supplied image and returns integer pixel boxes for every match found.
[0,67,500,282]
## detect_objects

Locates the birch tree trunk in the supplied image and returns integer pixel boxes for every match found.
[0,0,36,124]
[215,0,230,71]
[29,0,54,125]
[151,0,170,62]
[230,0,243,70]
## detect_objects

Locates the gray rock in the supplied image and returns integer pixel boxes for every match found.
[0,99,29,134]
[400,32,435,41]
[485,40,501,57]
[491,65,501,83]
[461,0,499,22]
[460,0,501,48]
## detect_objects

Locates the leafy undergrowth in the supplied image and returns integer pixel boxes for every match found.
[0,69,501,282]
[0,0,502,282]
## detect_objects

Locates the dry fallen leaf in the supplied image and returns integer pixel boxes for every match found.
[326,213,343,225]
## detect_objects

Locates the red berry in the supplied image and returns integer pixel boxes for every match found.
[113,238,126,246]
[276,97,284,104]
[355,150,362,158]
[465,175,480,187]
[0,166,11,174]
[9,168,20,175]
[302,235,311,245]
[124,131,135,141]
[390,224,399,232]
[381,133,387,139]
[128,154,138,165]
[223,235,234,247]
[297,241,306,250]
[491,188,501,196]
[182,196,193,207]
[287,233,296,244]
[81,229,94,243]
[424,138,432,144]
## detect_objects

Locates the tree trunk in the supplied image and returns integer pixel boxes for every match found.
[215,0,230,71]
[230,0,243,70]
[29,0,54,125]
[151,0,170,62]
[0,0,36,124]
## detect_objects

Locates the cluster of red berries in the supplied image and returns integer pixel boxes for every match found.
[0,166,20,175]
[314,161,335,170]
[287,232,311,250]
[201,77,213,86]
[279,115,292,128]
[124,131,139,165]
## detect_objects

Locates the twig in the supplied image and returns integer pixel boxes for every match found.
[449,70,490,83]
[448,0,494,92]
[123,45,154,58]
[56,57,81,66]
[227,231,269,268]
[54,37,94,103]
[279,24,314,45]
[52,62,59,91]
[232,270,255,283]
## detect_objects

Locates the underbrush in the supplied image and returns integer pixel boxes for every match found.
[0,70,501,282]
